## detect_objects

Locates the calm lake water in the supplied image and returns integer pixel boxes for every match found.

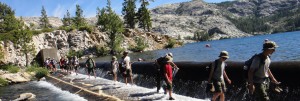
[95,31,300,62]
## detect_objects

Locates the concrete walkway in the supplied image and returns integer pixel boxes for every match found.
[49,72,208,101]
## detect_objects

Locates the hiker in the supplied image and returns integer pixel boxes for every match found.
[120,51,133,85]
[73,56,79,75]
[111,56,119,83]
[50,58,57,72]
[59,56,66,72]
[155,54,167,93]
[163,55,177,100]
[155,53,179,93]
[208,51,232,101]
[44,58,50,69]
[248,41,280,101]
[85,55,96,79]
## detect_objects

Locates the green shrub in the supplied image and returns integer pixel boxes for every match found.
[95,46,110,56]
[79,25,93,33]
[0,78,8,87]
[35,68,49,79]
[129,37,148,52]
[31,30,42,35]
[67,50,84,58]
[7,65,19,73]
[165,39,177,48]
[58,26,75,32]
[0,64,19,73]
[26,66,38,73]
[41,28,54,33]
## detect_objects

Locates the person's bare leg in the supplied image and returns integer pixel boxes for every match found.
[124,77,128,85]
[93,70,96,78]
[169,90,172,98]
[220,93,225,101]
[212,92,221,101]
[130,76,133,85]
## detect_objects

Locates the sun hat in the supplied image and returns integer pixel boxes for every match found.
[112,56,117,60]
[219,51,229,58]
[263,41,279,50]
[167,52,173,57]
[165,56,173,62]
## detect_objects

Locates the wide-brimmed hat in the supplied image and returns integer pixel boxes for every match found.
[165,56,173,62]
[167,52,173,57]
[88,54,92,58]
[263,41,279,50]
[219,51,229,58]
[112,56,117,60]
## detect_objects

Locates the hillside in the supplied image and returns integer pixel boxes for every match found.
[151,0,300,39]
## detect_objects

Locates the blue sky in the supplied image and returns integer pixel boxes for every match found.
[0,0,232,18]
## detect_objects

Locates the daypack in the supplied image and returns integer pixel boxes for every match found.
[243,53,264,79]
[156,56,167,66]
[86,58,95,68]
[207,60,219,74]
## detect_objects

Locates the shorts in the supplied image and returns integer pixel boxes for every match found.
[254,83,270,101]
[213,79,226,92]
[166,82,172,90]
[74,65,79,70]
[87,68,94,74]
[122,69,132,77]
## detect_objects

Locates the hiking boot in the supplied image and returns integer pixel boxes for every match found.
[169,97,175,100]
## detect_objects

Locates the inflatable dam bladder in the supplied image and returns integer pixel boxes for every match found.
[94,61,300,87]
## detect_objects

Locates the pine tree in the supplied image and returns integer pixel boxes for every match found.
[74,5,86,28]
[40,6,50,29]
[11,18,35,67]
[0,45,3,60]
[62,10,72,26]
[97,0,124,53]
[0,2,21,33]
[137,0,153,32]
[122,0,137,29]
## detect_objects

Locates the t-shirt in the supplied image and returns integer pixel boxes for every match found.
[86,58,95,68]
[212,59,225,81]
[111,61,118,72]
[250,55,271,83]
[164,63,173,81]
[121,56,131,69]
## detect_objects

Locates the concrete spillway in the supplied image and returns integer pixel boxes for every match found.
[94,61,300,86]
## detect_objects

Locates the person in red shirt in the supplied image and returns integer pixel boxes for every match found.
[164,55,178,100]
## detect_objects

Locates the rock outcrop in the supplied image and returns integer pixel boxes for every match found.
[0,29,171,66]
[151,0,251,39]
[13,93,36,101]
[0,72,32,83]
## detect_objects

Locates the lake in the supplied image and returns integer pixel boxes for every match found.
[95,31,300,62]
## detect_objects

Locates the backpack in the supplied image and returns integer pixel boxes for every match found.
[156,56,167,66]
[207,60,219,73]
[86,58,95,68]
[243,53,264,79]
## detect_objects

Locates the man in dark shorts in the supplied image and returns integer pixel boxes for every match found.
[248,41,280,101]
[208,51,232,101]
[85,55,96,79]
[120,51,133,85]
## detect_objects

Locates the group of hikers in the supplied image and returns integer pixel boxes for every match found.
[44,40,280,101]
[206,40,280,101]
[44,56,80,75]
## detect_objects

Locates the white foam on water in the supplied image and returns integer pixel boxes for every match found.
[33,81,87,101]
[65,72,210,101]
